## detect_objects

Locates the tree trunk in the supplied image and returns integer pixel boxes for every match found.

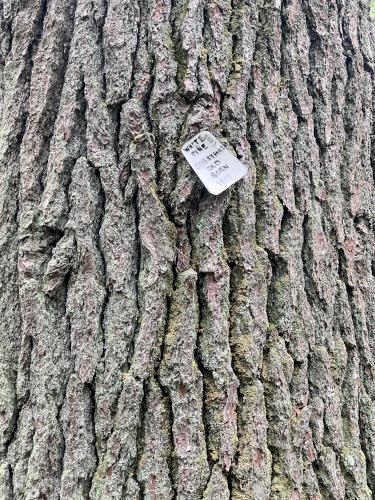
[0,0,374,498]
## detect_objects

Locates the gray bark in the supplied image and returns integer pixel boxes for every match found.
[0,0,374,498]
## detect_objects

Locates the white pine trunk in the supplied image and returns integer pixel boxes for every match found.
[0,0,374,498]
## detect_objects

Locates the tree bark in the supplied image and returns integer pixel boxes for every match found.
[0,0,374,498]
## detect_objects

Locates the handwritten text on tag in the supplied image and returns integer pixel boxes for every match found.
[181,131,247,195]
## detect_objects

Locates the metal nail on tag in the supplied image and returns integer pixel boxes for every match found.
[181,131,248,195]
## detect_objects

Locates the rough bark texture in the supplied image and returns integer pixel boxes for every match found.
[0,0,374,498]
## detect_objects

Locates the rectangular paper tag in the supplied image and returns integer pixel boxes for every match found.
[181,131,248,195]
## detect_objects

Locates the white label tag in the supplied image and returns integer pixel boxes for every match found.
[181,131,248,195]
